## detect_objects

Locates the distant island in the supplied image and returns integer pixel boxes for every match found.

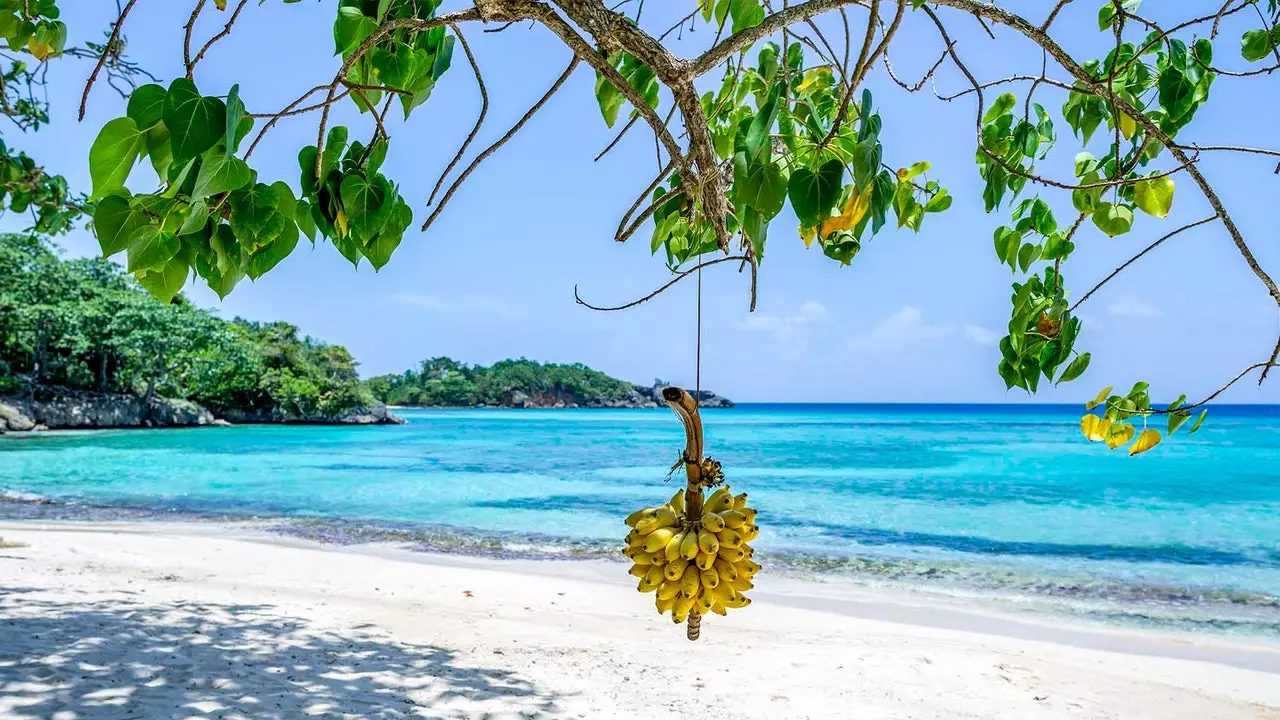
[367,358,733,409]
[0,234,728,434]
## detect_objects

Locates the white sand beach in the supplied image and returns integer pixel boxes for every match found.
[1,521,1278,720]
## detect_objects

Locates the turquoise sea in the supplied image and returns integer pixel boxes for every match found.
[3,404,1279,637]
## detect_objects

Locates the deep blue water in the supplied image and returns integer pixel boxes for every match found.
[3,403,1278,635]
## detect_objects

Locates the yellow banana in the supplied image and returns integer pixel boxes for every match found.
[643,565,665,589]
[636,506,677,535]
[708,601,727,616]
[723,595,751,609]
[700,567,720,589]
[706,488,734,514]
[625,507,657,528]
[680,530,699,560]
[672,594,694,623]
[732,492,749,510]
[669,490,686,515]
[657,580,682,601]
[695,550,716,571]
[643,527,677,553]
[655,593,675,614]
[729,576,754,593]
[697,528,720,555]
[713,558,738,581]
[718,528,744,549]
[717,545,746,563]
[628,564,648,579]
[663,559,689,582]
[701,512,726,533]
[631,551,653,565]
[710,582,736,604]
[626,532,645,549]
[665,531,686,563]
[680,565,701,598]
[741,525,760,542]
[720,510,747,529]
[693,589,712,615]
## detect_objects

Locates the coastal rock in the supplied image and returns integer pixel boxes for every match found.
[0,401,36,432]
[218,400,403,425]
[0,392,215,431]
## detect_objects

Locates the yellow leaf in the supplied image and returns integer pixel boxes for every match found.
[335,208,349,238]
[1105,423,1134,449]
[27,37,53,61]
[1084,385,1112,411]
[1128,429,1162,456]
[1118,112,1136,140]
[1080,414,1112,443]
[215,0,228,9]
[818,185,871,239]
[795,66,833,94]
[800,224,817,248]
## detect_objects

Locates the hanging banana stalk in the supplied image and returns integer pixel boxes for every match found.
[620,387,761,641]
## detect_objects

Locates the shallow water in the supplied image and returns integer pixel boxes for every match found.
[3,404,1279,636]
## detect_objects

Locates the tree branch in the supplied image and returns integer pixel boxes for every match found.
[420,56,580,232]
[188,0,250,75]
[1069,215,1219,313]
[427,25,488,207]
[575,255,748,311]
[79,0,140,121]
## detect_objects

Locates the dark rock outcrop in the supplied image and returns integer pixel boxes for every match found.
[0,392,215,431]
[0,392,402,433]
[217,401,403,425]
[479,384,732,409]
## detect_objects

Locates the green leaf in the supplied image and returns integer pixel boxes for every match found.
[1188,408,1208,433]
[1168,409,1192,435]
[729,0,764,33]
[334,4,378,56]
[1134,175,1174,217]
[788,160,843,227]
[340,173,390,238]
[92,194,150,256]
[1092,202,1134,237]
[126,225,181,272]
[192,146,252,199]
[743,82,781,164]
[593,72,624,128]
[1057,352,1091,384]
[146,124,173,179]
[245,222,299,279]
[734,154,787,218]
[1085,385,1113,411]
[225,83,246,153]
[1241,28,1279,63]
[295,199,317,242]
[163,78,227,165]
[126,84,167,129]
[178,199,210,236]
[1017,241,1039,272]
[88,117,147,199]
[136,256,189,302]
[982,93,1016,124]
[741,205,767,262]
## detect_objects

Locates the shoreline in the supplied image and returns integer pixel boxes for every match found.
[1,519,1278,718]
[2,493,1278,642]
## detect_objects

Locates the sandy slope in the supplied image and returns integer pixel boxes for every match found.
[1,521,1277,720]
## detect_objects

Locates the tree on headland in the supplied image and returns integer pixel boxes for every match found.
[3,0,1280,450]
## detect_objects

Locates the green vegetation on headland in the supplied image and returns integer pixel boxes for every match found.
[367,359,732,409]
[0,233,730,430]
[0,233,391,430]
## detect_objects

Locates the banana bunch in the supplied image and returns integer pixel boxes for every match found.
[622,485,760,622]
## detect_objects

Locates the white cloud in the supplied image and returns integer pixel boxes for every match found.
[739,301,828,340]
[1107,300,1161,319]
[849,306,1000,349]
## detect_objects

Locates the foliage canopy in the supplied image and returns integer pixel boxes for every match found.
[4,0,1280,451]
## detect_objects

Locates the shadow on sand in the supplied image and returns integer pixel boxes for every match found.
[0,589,561,718]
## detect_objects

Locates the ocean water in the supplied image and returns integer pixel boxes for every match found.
[3,404,1279,636]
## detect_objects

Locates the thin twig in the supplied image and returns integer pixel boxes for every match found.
[189,0,250,74]
[1070,215,1219,312]
[575,255,749,311]
[183,0,207,77]
[595,114,640,162]
[420,56,579,232]
[427,25,488,207]
[79,0,139,121]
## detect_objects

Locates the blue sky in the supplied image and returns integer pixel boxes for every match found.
[12,1,1280,402]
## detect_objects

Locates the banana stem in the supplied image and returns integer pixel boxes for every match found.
[661,386,703,642]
